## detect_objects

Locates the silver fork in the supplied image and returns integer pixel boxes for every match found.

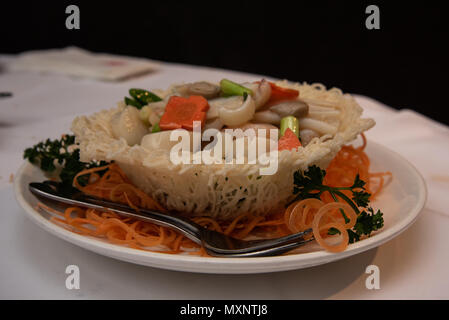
[29,181,312,257]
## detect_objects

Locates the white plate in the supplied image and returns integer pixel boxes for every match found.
[14,141,426,274]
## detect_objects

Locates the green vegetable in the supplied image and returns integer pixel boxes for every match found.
[124,97,143,109]
[220,79,253,97]
[129,88,162,104]
[293,165,384,243]
[24,135,109,188]
[280,116,300,138]
[152,122,161,133]
[124,89,162,110]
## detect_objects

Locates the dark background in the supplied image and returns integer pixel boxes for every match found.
[1,1,448,124]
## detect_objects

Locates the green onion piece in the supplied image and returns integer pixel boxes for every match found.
[280,116,300,138]
[152,122,161,133]
[129,88,162,105]
[220,79,253,97]
[124,97,143,109]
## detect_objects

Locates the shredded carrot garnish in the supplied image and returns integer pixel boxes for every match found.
[38,134,391,256]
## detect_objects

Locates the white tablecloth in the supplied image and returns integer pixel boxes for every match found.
[1,54,448,299]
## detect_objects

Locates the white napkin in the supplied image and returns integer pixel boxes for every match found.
[9,47,160,81]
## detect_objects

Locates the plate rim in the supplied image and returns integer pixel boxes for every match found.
[14,140,427,274]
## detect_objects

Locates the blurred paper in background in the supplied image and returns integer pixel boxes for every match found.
[9,47,159,81]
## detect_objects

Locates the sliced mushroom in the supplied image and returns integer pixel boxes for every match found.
[174,81,220,99]
[218,96,256,126]
[270,100,309,118]
[253,110,281,125]
[299,129,320,146]
[188,81,221,99]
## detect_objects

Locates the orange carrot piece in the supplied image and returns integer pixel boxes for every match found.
[278,128,302,151]
[159,95,209,131]
[267,82,299,105]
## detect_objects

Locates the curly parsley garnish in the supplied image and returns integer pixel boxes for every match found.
[24,135,109,187]
[293,165,384,243]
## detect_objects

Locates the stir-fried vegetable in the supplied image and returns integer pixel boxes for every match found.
[299,129,320,146]
[130,88,162,104]
[270,100,309,118]
[124,88,162,109]
[151,122,161,133]
[280,116,300,138]
[278,128,301,151]
[220,79,253,97]
[267,82,299,105]
[278,116,302,151]
[159,95,209,131]
[124,96,143,109]
[118,79,313,148]
[187,82,221,99]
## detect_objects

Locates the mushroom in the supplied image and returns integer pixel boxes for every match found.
[175,81,221,99]
[270,100,309,118]
[299,129,320,146]
[188,81,221,99]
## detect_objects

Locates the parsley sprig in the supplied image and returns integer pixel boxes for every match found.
[24,135,108,187]
[293,165,384,243]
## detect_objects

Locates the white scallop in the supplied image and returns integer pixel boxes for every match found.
[110,106,149,146]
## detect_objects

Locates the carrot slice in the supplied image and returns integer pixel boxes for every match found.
[267,82,299,105]
[278,128,302,151]
[159,95,209,131]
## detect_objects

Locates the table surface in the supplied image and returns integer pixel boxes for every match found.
[1,54,449,299]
